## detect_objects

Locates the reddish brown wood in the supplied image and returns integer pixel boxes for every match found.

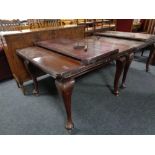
[16,39,120,130]
[55,79,75,130]
[114,57,126,96]
[35,37,118,64]
[116,19,133,32]
[15,33,155,130]
[16,46,83,79]
[95,31,155,72]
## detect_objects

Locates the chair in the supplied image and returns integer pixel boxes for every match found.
[0,19,22,31]
[27,19,62,30]
[115,19,134,32]
[143,19,155,34]
[141,19,155,58]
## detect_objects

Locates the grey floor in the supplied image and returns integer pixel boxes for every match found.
[0,52,155,135]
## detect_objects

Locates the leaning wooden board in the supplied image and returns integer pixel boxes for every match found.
[1,26,85,87]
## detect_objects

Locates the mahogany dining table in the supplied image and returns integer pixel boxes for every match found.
[16,34,155,130]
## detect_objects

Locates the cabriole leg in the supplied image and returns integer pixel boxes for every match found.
[55,79,75,130]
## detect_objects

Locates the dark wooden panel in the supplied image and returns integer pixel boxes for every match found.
[116,19,133,32]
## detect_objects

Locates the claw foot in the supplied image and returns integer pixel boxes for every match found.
[65,121,74,130]
[113,91,119,96]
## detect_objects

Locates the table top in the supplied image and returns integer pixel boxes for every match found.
[35,36,142,64]
[94,36,144,52]
[17,46,84,79]
[35,37,120,64]
[95,31,155,41]
[16,35,149,79]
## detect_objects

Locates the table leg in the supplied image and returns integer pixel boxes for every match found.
[121,53,134,88]
[114,57,126,96]
[24,60,39,95]
[141,49,145,56]
[146,44,155,72]
[55,79,75,130]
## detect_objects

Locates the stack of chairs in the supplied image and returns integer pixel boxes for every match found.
[27,19,62,29]
[0,19,22,31]
[0,19,62,32]
[143,19,155,34]
[61,19,78,26]
[140,19,155,65]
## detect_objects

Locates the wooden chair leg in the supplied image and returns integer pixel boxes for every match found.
[146,44,155,72]
[24,60,39,95]
[121,53,134,88]
[55,79,75,130]
[114,57,126,96]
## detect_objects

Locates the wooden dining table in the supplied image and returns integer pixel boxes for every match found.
[16,34,154,130]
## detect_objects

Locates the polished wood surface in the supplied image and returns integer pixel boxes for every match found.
[95,31,155,72]
[35,37,119,64]
[17,35,149,93]
[17,46,83,79]
[95,31,155,41]
[16,41,120,80]
[94,36,143,54]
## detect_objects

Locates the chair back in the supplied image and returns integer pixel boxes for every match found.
[115,19,133,32]
[143,19,155,34]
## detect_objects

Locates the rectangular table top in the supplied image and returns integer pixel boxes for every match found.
[17,46,84,79]
[35,37,141,64]
[35,37,119,64]
[16,36,148,79]
[35,36,145,59]
[95,31,155,42]
[94,36,146,53]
